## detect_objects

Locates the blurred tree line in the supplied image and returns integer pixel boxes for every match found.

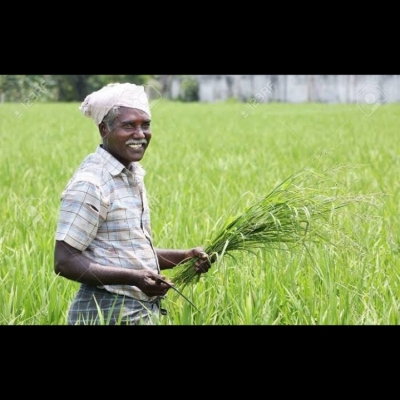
[0,75,178,102]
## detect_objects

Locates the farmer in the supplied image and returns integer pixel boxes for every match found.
[54,82,211,325]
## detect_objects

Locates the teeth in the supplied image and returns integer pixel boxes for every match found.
[127,141,146,149]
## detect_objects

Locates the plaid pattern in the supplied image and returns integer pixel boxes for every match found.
[67,284,161,325]
[56,145,160,302]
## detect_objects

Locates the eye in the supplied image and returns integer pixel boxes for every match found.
[121,123,135,130]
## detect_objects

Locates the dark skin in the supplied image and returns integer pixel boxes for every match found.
[54,107,210,298]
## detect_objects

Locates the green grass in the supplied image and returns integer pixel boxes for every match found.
[1,100,399,324]
[170,164,381,289]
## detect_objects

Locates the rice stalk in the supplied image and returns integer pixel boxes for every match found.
[171,165,380,290]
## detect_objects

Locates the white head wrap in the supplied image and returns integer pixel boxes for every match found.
[79,82,151,126]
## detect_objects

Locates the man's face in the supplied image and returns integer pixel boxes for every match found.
[100,107,151,167]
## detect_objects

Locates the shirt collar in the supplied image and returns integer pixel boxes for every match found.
[129,162,146,178]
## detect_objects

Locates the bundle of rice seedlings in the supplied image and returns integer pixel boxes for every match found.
[171,165,379,290]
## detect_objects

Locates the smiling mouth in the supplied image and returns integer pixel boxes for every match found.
[126,140,147,149]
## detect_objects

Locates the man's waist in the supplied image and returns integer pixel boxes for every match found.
[99,284,158,302]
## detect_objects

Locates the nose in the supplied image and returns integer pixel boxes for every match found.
[131,126,145,137]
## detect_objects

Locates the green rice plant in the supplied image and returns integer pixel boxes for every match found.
[1,101,397,324]
[171,165,380,291]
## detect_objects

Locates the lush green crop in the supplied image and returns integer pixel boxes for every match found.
[1,100,399,324]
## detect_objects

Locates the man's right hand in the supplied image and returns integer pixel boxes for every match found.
[134,270,174,297]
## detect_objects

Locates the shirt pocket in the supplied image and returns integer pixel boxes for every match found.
[102,198,144,241]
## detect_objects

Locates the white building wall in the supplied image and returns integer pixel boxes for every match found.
[171,75,400,103]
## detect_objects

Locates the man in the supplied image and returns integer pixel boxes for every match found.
[54,82,210,325]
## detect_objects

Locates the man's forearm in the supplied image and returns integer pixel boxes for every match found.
[155,248,189,270]
[55,240,139,286]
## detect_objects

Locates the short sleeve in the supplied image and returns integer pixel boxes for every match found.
[55,179,104,251]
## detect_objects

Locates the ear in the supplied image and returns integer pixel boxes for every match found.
[99,122,108,139]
